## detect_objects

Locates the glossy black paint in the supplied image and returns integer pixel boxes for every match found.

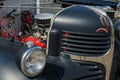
[59,0,117,8]
[114,20,120,59]
[0,38,106,80]
[0,38,58,80]
[0,39,32,80]
[0,5,114,80]
[48,5,112,56]
[46,55,105,80]
[59,0,117,19]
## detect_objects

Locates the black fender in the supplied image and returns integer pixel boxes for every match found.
[0,38,59,80]
[0,39,34,80]
[0,38,105,80]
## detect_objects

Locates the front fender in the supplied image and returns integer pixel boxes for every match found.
[0,39,105,80]
[0,43,32,80]
[0,39,58,80]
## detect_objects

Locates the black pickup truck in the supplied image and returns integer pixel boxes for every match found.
[0,0,120,80]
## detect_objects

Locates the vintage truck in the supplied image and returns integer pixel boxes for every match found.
[0,0,120,80]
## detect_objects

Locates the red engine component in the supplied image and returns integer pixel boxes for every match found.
[21,36,46,48]
[26,12,32,26]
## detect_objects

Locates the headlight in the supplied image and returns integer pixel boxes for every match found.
[21,46,46,77]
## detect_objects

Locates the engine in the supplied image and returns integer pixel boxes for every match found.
[0,10,53,48]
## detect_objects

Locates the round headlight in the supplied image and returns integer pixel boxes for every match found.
[21,47,46,77]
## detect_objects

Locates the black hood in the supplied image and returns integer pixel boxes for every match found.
[60,0,117,8]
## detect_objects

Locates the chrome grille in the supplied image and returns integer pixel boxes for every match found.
[60,31,111,56]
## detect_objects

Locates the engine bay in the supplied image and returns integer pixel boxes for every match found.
[0,7,54,49]
[0,0,119,49]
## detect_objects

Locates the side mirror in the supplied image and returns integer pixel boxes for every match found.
[114,19,120,39]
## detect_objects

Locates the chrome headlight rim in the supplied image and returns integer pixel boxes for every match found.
[21,46,46,77]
